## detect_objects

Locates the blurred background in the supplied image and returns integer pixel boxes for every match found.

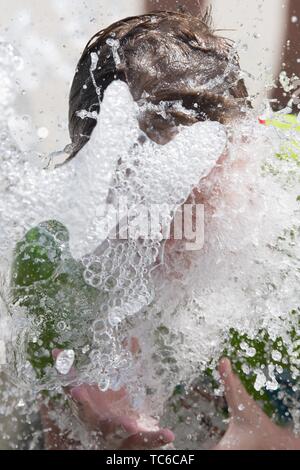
[0,0,299,154]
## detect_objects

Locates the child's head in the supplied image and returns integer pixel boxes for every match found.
[69,11,249,159]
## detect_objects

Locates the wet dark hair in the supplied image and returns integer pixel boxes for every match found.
[68,10,249,160]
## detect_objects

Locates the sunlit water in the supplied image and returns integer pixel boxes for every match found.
[0,38,299,449]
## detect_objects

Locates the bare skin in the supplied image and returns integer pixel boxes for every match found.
[41,349,174,450]
[64,384,174,450]
[215,358,300,450]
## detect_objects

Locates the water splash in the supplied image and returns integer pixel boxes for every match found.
[0,41,299,449]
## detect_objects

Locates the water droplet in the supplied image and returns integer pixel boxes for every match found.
[271,350,282,362]
[185,416,192,425]
[55,349,75,375]
[57,321,66,331]
[93,319,106,332]
[98,375,110,392]
[37,127,49,139]
[254,371,266,391]
[247,347,256,357]
[242,363,250,374]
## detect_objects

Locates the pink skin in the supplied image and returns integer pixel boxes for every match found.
[66,384,174,450]
[48,348,174,450]
[215,358,300,450]
[48,351,300,450]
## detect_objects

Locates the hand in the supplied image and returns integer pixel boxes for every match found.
[66,383,174,450]
[214,358,300,450]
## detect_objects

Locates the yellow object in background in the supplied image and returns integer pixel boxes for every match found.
[261,113,300,131]
[259,113,300,163]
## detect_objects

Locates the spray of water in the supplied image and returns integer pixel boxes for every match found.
[0,40,299,448]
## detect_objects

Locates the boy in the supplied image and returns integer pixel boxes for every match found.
[14,10,300,449]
